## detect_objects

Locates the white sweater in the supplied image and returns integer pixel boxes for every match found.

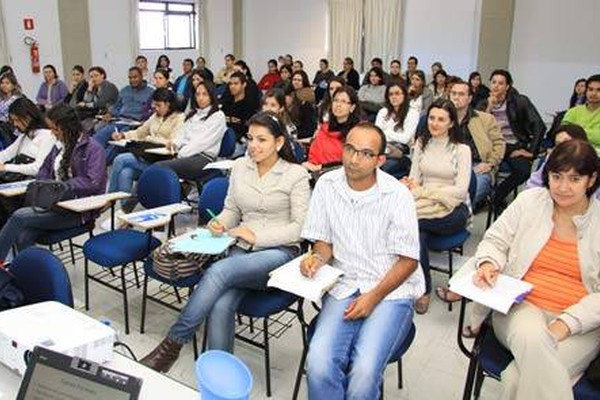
[375,106,420,145]
[0,129,56,176]
[174,108,227,159]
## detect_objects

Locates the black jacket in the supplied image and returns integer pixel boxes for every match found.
[475,88,546,156]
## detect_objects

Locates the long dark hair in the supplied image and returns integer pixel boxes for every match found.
[0,72,20,98]
[152,88,177,118]
[419,98,463,150]
[263,87,292,127]
[543,139,600,197]
[8,97,47,134]
[570,78,587,108]
[46,104,82,181]
[247,111,297,164]
[155,54,171,72]
[329,86,360,139]
[433,69,448,93]
[292,70,310,88]
[234,60,253,80]
[186,81,219,121]
[384,83,410,131]
[319,76,346,122]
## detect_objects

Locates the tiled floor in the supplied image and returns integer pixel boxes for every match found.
[57,208,503,400]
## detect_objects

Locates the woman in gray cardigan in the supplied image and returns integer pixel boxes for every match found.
[141,111,310,372]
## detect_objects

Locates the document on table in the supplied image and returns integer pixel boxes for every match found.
[125,211,168,223]
[449,270,533,314]
[203,160,234,170]
[170,228,235,255]
[267,255,344,303]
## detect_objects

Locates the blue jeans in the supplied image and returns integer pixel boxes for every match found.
[168,246,296,347]
[93,123,131,164]
[474,168,493,206]
[307,293,414,400]
[0,207,82,260]
[108,152,149,212]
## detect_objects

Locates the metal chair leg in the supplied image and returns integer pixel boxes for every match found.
[68,239,76,264]
[173,286,182,303]
[140,275,148,334]
[448,250,454,312]
[397,359,403,389]
[84,258,90,311]
[263,317,272,397]
[192,333,199,360]
[473,364,485,399]
[132,261,140,289]
[291,344,308,400]
[120,266,130,335]
[462,355,479,400]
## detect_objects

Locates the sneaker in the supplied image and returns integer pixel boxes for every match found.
[100,209,125,231]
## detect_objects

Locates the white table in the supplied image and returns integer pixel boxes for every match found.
[0,180,34,197]
[119,203,192,230]
[0,352,199,399]
[57,191,131,213]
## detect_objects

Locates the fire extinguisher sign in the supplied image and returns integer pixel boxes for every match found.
[24,18,34,31]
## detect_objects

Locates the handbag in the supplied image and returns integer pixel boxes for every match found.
[0,142,36,183]
[0,265,24,311]
[151,240,224,281]
[23,180,73,212]
[126,141,169,163]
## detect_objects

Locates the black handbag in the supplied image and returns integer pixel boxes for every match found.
[23,180,73,212]
[0,135,36,183]
[126,141,170,163]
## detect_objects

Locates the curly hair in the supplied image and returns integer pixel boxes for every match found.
[45,104,82,181]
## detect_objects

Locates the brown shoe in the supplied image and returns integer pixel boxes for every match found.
[415,294,430,315]
[140,337,183,372]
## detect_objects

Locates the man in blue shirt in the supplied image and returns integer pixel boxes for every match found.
[173,58,195,110]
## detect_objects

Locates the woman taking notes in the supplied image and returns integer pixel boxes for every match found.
[141,111,310,371]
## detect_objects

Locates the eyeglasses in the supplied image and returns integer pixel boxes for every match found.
[343,143,378,161]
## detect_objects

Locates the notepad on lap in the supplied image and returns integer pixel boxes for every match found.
[449,271,533,314]
[267,255,344,303]
[170,228,235,255]
[203,160,234,170]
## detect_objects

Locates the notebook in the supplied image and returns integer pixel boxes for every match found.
[170,228,235,255]
[449,270,533,314]
[267,255,344,303]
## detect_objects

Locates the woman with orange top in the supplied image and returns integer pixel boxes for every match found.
[468,139,600,400]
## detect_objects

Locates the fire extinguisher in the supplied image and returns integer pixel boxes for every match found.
[30,41,40,74]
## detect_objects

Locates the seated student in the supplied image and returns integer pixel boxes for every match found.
[106,89,184,217]
[466,139,600,400]
[292,70,315,105]
[173,58,195,110]
[469,71,490,109]
[449,80,505,206]
[569,78,587,109]
[375,82,419,179]
[221,71,258,145]
[312,58,335,104]
[405,56,419,80]
[64,65,88,109]
[337,57,360,91]
[135,55,150,82]
[215,54,236,85]
[358,66,386,121]
[257,59,281,91]
[155,54,172,75]
[408,70,434,115]
[156,81,226,182]
[0,104,106,260]
[429,69,448,101]
[360,57,391,86]
[0,72,21,147]
[304,86,360,172]
[283,83,317,140]
[185,68,212,112]
[195,56,214,82]
[317,77,345,124]
[76,66,119,123]
[273,64,292,90]
[293,60,304,73]
[92,67,154,160]
[232,60,261,111]
[401,99,471,314]
[562,74,600,152]
[152,68,172,90]
[35,64,68,110]
[301,122,423,400]
[388,59,406,87]
[140,111,310,371]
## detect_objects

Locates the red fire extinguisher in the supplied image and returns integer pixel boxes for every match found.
[30,41,40,74]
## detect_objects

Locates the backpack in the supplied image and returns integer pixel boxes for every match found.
[0,265,24,311]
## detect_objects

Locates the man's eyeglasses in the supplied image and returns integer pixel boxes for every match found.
[343,143,378,161]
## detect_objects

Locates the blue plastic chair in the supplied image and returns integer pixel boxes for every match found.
[83,165,182,334]
[292,317,416,400]
[9,247,73,307]
[37,222,95,265]
[218,128,236,158]
[457,299,598,399]
[428,172,477,311]
[197,177,229,225]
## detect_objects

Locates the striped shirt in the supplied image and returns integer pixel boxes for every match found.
[301,168,425,301]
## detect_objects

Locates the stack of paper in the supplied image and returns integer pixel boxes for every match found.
[267,255,344,303]
[170,228,235,255]
[203,160,234,170]
[449,271,533,314]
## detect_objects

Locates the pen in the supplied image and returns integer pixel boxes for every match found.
[206,208,219,222]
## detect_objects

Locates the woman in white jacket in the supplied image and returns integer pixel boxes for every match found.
[157,81,226,182]
[375,82,419,178]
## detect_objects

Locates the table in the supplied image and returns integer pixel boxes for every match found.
[0,180,34,197]
[57,191,131,213]
[0,352,199,399]
[119,203,192,230]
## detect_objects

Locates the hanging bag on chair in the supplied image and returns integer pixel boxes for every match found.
[23,180,73,212]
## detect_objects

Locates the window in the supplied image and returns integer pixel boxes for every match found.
[139,1,197,50]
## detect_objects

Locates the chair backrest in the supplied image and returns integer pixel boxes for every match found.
[198,177,229,225]
[218,128,236,158]
[137,165,182,209]
[9,247,73,307]
[468,171,477,205]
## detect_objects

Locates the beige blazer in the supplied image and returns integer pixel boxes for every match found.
[468,110,506,170]
[218,157,311,249]
[125,112,185,144]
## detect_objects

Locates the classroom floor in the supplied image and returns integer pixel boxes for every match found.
[59,206,503,400]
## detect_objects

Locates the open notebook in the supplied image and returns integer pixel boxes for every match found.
[449,270,533,314]
[169,228,235,255]
[267,255,344,303]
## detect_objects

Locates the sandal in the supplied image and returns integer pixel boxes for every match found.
[435,287,462,304]
[415,294,430,315]
[462,325,480,339]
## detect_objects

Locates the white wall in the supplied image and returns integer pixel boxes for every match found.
[1,0,64,99]
[509,0,600,119]
[242,0,328,82]
[400,0,481,80]
[203,0,234,72]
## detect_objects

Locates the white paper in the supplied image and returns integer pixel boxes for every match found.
[267,255,344,303]
[203,160,234,170]
[449,271,533,314]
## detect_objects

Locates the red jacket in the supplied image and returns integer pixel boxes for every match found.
[308,123,344,165]
[257,73,281,91]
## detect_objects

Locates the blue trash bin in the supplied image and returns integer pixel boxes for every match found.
[195,350,253,400]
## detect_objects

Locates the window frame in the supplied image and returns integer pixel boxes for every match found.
[138,0,198,51]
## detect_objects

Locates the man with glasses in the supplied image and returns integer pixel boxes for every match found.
[300,122,423,399]
[450,80,506,206]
